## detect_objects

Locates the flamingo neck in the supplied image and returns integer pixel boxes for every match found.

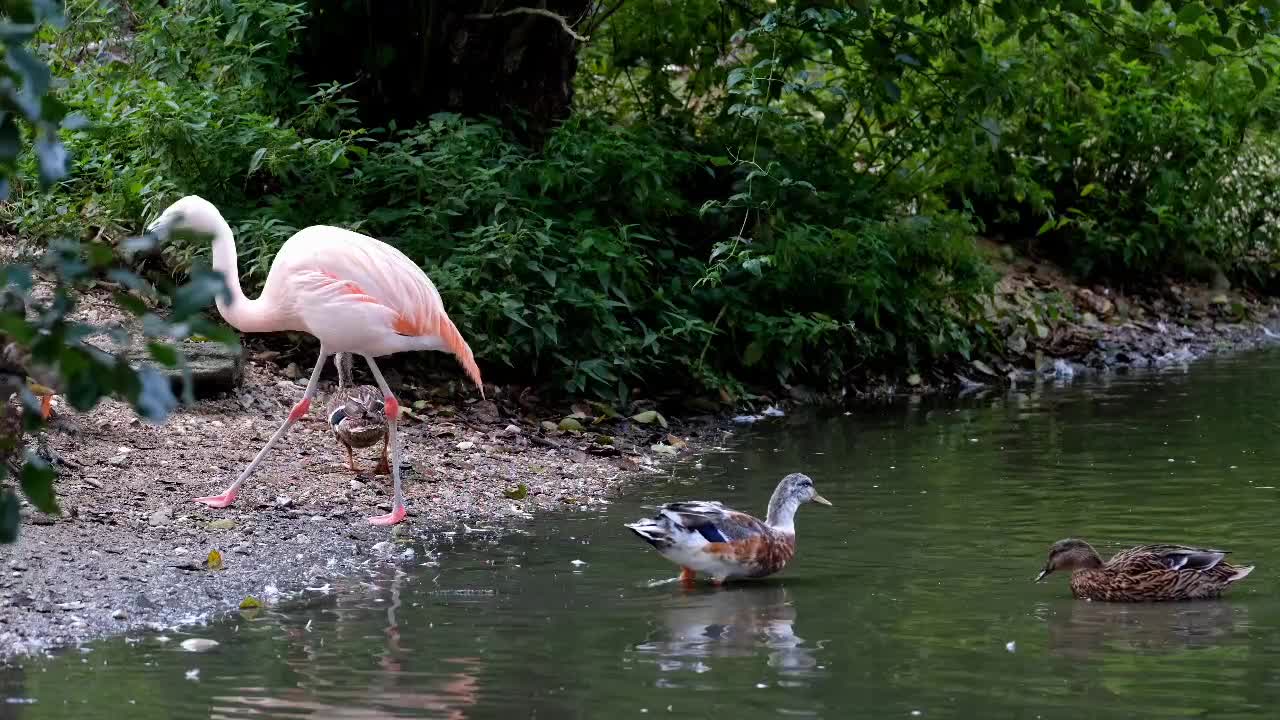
[210,223,274,332]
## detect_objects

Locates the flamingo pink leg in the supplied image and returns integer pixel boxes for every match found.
[363,356,406,525]
[194,351,330,508]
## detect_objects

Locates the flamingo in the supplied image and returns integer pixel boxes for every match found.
[146,196,483,525]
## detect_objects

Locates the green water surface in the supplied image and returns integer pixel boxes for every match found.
[5,350,1280,718]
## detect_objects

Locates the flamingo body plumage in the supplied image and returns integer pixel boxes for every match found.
[147,195,483,526]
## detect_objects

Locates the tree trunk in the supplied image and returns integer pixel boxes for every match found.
[296,0,593,145]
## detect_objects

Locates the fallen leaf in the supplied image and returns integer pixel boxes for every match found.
[239,596,262,609]
[503,483,529,500]
[205,549,224,571]
[971,360,997,376]
[588,401,621,418]
[558,417,584,432]
[631,410,669,429]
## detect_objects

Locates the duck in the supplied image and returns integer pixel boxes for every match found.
[1036,538,1255,602]
[326,352,389,475]
[625,472,832,584]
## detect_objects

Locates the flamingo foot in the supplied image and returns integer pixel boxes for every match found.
[194,488,239,508]
[679,567,696,584]
[367,504,406,526]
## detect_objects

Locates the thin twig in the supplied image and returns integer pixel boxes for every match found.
[465,7,589,42]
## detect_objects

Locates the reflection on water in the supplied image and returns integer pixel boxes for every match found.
[633,583,816,678]
[1043,599,1245,661]
[8,350,1280,718]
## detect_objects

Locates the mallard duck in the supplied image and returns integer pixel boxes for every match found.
[326,352,389,474]
[1036,538,1255,602]
[625,472,832,584]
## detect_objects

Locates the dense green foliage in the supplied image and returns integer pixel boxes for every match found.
[7,0,1280,412]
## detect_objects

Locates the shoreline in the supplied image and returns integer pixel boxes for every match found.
[0,359,730,661]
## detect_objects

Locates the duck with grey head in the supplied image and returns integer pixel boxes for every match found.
[625,472,832,585]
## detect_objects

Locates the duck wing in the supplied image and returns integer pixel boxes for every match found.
[1108,544,1230,573]
[656,501,772,543]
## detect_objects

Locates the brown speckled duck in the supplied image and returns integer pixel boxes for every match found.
[1036,538,1255,602]
[625,472,832,585]
[326,352,389,474]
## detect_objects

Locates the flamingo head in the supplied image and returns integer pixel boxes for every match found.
[146,195,228,241]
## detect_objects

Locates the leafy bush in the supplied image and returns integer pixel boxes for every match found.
[939,8,1280,281]
[9,0,998,403]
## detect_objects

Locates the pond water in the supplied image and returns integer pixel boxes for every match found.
[6,350,1280,718]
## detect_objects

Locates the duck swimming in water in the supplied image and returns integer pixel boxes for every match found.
[1036,538,1254,602]
[625,472,832,585]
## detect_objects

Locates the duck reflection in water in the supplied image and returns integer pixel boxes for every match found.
[633,583,818,675]
[1044,598,1245,661]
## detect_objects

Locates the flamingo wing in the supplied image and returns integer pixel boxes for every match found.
[273,226,482,392]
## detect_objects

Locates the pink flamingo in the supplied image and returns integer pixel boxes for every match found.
[146,196,483,525]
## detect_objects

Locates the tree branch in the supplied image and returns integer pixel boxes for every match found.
[465,7,589,42]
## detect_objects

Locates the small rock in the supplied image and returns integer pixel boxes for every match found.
[456,441,475,451]
[207,519,236,530]
[275,495,293,508]
[284,362,302,379]
[371,541,395,556]
[179,638,219,653]
[57,601,86,611]
[541,421,558,433]
[148,508,173,527]
[112,609,128,620]
[499,424,521,437]
[107,454,128,467]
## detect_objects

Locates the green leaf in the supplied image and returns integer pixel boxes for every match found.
[1249,63,1268,92]
[20,454,58,515]
[247,147,267,177]
[0,490,18,543]
[1176,4,1205,24]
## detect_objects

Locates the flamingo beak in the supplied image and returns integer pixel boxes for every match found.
[812,494,832,506]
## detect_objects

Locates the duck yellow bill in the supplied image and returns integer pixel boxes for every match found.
[813,494,833,506]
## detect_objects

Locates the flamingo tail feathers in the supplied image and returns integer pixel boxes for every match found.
[435,314,484,398]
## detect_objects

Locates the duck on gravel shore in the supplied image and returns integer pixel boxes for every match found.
[625,472,832,585]
[326,351,389,475]
[1036,538,1255,601]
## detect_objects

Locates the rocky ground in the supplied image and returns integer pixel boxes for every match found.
[5,241,1280,662]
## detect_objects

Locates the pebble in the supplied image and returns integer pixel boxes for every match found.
[207,519,236,530]
[148,508,173,527]
[112,609,128,620]
[456,441,475,451]
[179,638,219,653]
[56,602,85,611]
[107,454,128,467]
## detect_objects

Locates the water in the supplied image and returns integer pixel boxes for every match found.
[7,350,1280,718]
